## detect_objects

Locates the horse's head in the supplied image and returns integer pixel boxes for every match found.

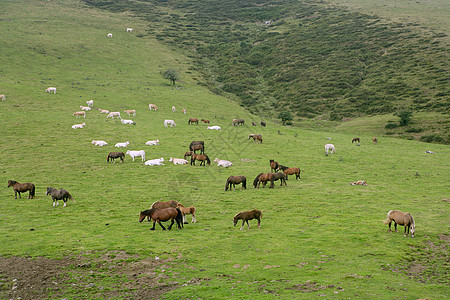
[410,225,415,237]
[7,180,15,187]
[139,211,147,223]
[46,187,51,195]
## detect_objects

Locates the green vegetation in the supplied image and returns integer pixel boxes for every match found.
[162,68,181,86]
[0,0,448,299]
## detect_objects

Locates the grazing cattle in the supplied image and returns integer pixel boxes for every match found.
[126,150,145,162]
[352,137,360,144]
[149,104,158,111]
[73,111,86,118]
[92,140,108,146]
[269,160,279,172]
[350,180,367,186]
[201,119,210,125]
[121,119,134,125]
[260,121,266,127]
[278,165,301,180]
[225,175,246,191]
[86,100,94,107]
[372,137,378,144]
[207,126,221,130]
[98,109,109,114]
[124,109,136,116]
[214,158,232,168]
[107,152,125,163]
[107,112,121,119]
[183,108,186,114]
[191,154,210,166]
[248,134,263,143]
[126,28,133,32]
[144,158,164,166]
[72,123,85,129]
[172,106,176,112]
[46,187,74,207]
[0,94,5,101]
[233,209,262,230]
[145,139,160,146]
[232,118,245,126]
[8,180,35,199]
[384,210,415,237]
[80,106,91,111]
[325,144,336,155]
[164,119,176,127]
[184,151,194,160]
[169,157,189,165]
[139,208,183,231]
[188,118,199,125]
[45,87,56,94]
[107,33,112,38]
[115,141,129,148]
[177,203,197,223]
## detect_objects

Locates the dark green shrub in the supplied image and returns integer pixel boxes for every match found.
[385,123,398,129]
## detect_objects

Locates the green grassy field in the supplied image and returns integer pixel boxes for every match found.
[0,0,449,298]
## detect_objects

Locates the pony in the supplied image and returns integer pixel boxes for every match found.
[191,154,210,166]
[164,119,176,127]
[248,134,263,143]
[115,141,129,148]
[271,172,287,186]
[201,119,210,125]
[269,160,279,172]
[252,173,274,188]
[352,137,360,144]
[144,158,164,166]
[169,157,189,165]
[124,109,136,116]
[177,203,197,223]
[145,139,159,146]
[188,118,199,125]
[277,165,301,180]
[233,209,262,230]
[184,151,194,160]
[260,121,266,127]
[149,104,158,111]
[151,200,178,210]
[207,126,221,130]
[225,175,247,191]
[126,150,145,161]
[107,152,125,163]
[325,144,335,155]
[8,180,35,199]
[232,118,245,126]
[73,111,85,118]
[350,180,367,186]
[191,143,204,154]
[372,137,378,144]
[384,210,415,237]
[189,141,204,152]
[45,87,56,94]
[214,158,232,167]
[139,208,183,230]
[46,187,74,207]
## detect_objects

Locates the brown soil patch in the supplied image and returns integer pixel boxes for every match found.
[0,251,179,299]
[287,280,344,293]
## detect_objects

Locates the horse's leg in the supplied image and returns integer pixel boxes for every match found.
[183,213,188,224]
[388,221,392,233]
[394,222,398,232]
[246,220,250,229]
[192,213,196,223]
[63,200,67,207]
[257,218,261,229]
[240,220,245,230]
[168,219,174,230]
[158,221,166,230]
[53,199,56,207]
[151,221,156,230]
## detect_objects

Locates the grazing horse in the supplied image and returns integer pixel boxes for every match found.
[225,175,247,191]
[107,152,125,163]
[252,173,274,188]
[46,187,74,207]
[151,200,178,209]
[278,165,301,180]
[189,141,204,152]
[188,118,199,125]
[232,118,245,126]
[139,208,183,230]
[201,119,210,125]
[352,137,360,144]
[270,160,279,172]
[248,134,263,143]
[384,210,415,237]
[372,137,378,144]
[233,209,262,230]
[7,180,35,199]
[191,143,205,154]
[271,172,287,186]
[177,203,197,223]
[191,154,210,166]
[184,151,194,160]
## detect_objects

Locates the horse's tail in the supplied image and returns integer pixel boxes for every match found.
[30,184,35,197]
[242,177,247,189]
[68,192,75,202]
[383,210,393,224]
[176,208,184,228]
[297,167,301,179]
[107,153,110,162]
[259,210,263,219]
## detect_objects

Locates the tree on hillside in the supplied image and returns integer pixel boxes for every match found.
[162,69,180,86]
[278,111,293,125]
[394,109,413,126]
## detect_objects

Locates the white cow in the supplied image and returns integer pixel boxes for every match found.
[214,158,232,167]
[169,158,189,165]
[45,87,56,94]
[172,106,176,112]
[0,94,5,101]
[325,144,336,155]
[71,122,85,129]
[86,100,94,107]
[80,106,91,111]
[164,119,176,127]
[98,109,109,114]
[207,126,221,130]
[121,119,134,125]
[145,139,160,146]
[115,141,129,147]
[107,33,112,38]
[92,140,108,146]
[149,104,158,111]
[126,150,145,161]
[126,28,133,32]
[124,109,136,116]
[73,111,86,118]
[144,158,165,166]
[107,112,121,119]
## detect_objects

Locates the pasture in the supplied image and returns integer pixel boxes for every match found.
[0,0,449,298]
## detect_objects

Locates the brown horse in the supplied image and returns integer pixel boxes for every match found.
[151,200,178,209]
[260,121,266,127]
[191,143,205,154]
[191,154,210,166]
[201,119,210,125]
[225,175,247,191]
[233,209,262,230]
[46,187,74,207]
[8,180,35,199]
[184,151,194,160]
[269,160,279,172]
[271,172,287,187]
[177,203,197,223]
[139,208,183,230]
[232,118,245,126]
[253,173,274,188]
[384,210,415,237]
[188,118,199,125]
[248,134,263,143]
[107,152,125,163]
[278,165,301,180]
[352,137,360,144]
[189,141,204,151]
[372,137,378,144]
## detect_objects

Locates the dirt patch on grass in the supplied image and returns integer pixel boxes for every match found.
[287,280,344,293]
[0,251,179,299]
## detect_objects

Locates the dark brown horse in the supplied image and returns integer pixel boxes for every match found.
[8,180,35,199]
[201,119,210,125]
[253,173,274,188]
[260,121,266,127]
[269,160,279,172]
[46,187,74,207]
[184,151,194,160]
[232,118,245,126]
[384,210,415,237]
[233,209,262,230]
[191,143,205,154]
[248,134,263,143]
[352,137,360,144]
[107,152,125,163]
[188,118,199,125]
[139,208,183,230]
[271,172,287,187]
[225,175,247,191]
[191,154,210,166]
[189,141,205,152]
[372,137,378,144]
[278,165,301,180]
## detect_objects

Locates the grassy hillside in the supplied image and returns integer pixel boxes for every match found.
[0,0,449,299]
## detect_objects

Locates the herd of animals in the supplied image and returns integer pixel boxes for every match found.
[4,86,416,237]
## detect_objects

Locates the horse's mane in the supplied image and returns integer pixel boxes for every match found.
[407,213,415,227]
[278,165,288,171]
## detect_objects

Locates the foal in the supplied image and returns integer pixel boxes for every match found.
[233,209,262,230]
